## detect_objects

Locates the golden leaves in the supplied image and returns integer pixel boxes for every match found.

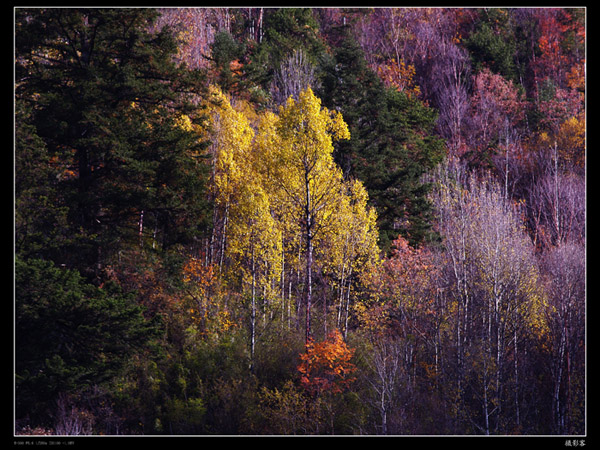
[191,86,378,340]
[376,58,421,98]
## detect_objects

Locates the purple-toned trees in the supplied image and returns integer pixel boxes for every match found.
[430,161,548,434]
[469,68,526,154]
[540,242,585,434]
[527,154,585,249]
[153,8,217,70]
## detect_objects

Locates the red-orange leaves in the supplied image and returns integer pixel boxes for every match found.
[182,257,215,289]
[298,329,356,396]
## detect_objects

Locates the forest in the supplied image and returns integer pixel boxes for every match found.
[15,7,585,436]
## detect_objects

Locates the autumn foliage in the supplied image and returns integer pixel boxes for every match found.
[298,330,356,396]
[15,7,584,436]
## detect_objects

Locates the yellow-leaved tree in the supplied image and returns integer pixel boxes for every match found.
[200,86,378,355]
[319,179,380,338]
[270,87,351,344]
[202,86,282,365]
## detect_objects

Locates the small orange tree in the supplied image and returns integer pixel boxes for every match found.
[298,329,356,397]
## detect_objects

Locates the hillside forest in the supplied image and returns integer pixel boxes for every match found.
[15,7,585,435]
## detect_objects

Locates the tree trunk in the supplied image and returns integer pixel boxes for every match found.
[138,210,144,247]
[306,229,313,345]
[305,172,313,345]
[250,240,256,372]
[257,8,264,43]
[219,201,229,273]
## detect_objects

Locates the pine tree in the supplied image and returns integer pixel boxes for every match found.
[15,8,211,279]
[15,256,160,427]
[319,32,445,250]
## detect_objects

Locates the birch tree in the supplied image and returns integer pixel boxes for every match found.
[272,87,350,344]
[541,242,585,434]
[202,86,282,365]
[430,160,548,433]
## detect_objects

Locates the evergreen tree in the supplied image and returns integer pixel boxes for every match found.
[15,256,160,427]
[464,9,518,81]
[15,101,69,261]
[319,31,445,250]
[209,30,246,95]
[15,8,211,279]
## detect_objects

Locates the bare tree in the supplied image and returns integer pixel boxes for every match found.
[270,49,319,107]
[432,43,471,154]
[540,242,585,434]
[493,119,523,201]
[430,160,546,434]
[54,395,94,436]
[366,334,403,434]
[528,146,586,249]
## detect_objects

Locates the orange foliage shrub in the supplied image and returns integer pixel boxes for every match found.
[298,329,356,396]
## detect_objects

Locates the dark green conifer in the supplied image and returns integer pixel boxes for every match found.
[15,8,211,278]
[319,31,445,250]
